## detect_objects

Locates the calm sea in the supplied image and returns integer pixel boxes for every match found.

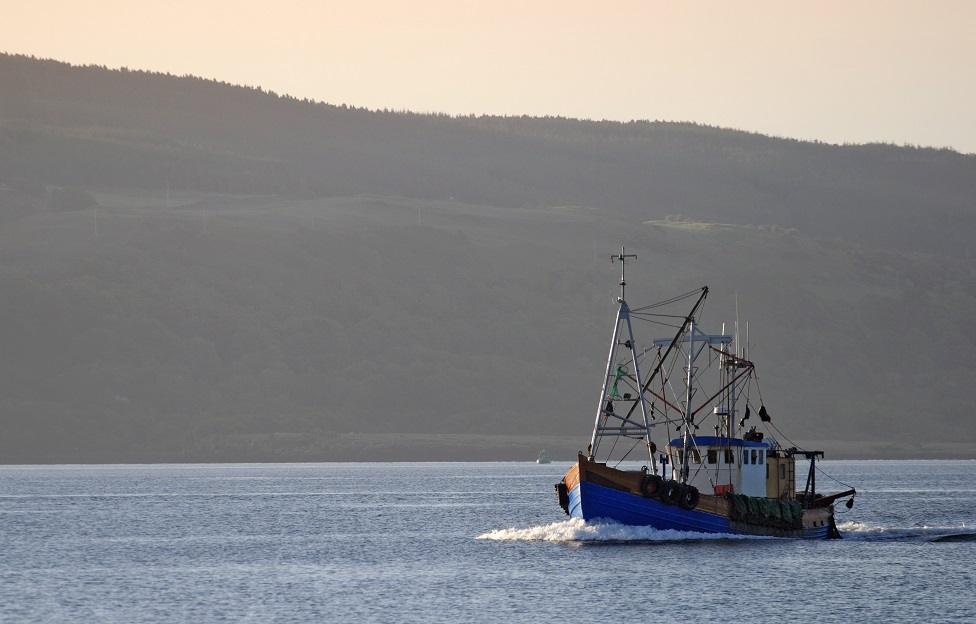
[0,460,973,623]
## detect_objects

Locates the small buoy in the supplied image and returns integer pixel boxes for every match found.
[845,497,854,509]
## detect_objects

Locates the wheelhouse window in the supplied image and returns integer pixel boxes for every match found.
[707,449,717,464]
[742,449,748,465]
[758,451,764,465]
[724,449,734,464]
[780,464,786,479]
[692,449,701,464]
[750,449,757,464]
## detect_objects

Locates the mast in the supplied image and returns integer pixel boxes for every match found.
[733,294,740,439]
[725,325,737,440]
[728,349,736,439]
[680,318,695,484]
[587,247,655,469]
[589,302,623,458]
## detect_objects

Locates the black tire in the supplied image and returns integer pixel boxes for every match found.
[678,485,700,510]
[660,480,682,505]
[639,474,663,498]
[554,482,569,515]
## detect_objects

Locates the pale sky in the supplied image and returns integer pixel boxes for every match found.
[4,1,975,152]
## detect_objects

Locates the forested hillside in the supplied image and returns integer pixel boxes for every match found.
[1,53,974,461]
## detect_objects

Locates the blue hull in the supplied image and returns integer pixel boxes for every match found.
[568,481,832,540]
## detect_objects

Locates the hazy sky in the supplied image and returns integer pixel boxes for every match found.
[4,1,975,152]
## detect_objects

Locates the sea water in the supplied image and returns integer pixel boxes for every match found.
[0,460,973,623]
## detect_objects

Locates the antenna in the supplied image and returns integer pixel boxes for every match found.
[735,292,740,357]
[610,246,637,302]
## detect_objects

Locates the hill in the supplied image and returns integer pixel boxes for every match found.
[1,53,974,461]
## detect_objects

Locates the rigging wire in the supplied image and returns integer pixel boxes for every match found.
[630,287,705,312]
[663,349,683,415]
[750,372,857,494]
[604,421,621,460]
[659,350,673,476]
[613,439,643,468]
[629,315,683,329]
[816,465,858,491]
[629,312,689,320]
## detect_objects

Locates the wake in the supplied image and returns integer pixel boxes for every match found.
[836,520,975,542]
[478,518,976,543]
[476,517,770,543]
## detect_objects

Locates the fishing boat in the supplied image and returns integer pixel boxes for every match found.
[536,450,551,464]
[554,248,856,539]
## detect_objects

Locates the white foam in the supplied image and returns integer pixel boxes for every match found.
[837,520,971,534]
[836,520,898,534]
[476,517,768,542]
[834,520,976,543]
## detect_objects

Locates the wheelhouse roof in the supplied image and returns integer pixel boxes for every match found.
[668,436,769,448]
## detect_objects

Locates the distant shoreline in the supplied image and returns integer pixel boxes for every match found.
[3,432,974,464]
[2,458,975,466]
